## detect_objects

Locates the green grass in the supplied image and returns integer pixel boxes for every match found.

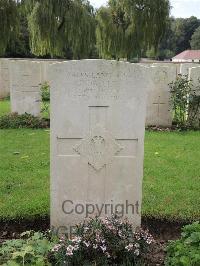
[143,131,200,221]
[0,129,50,220]
[0,99,49,118]
[0,129,199,222]
[0,99,10,115]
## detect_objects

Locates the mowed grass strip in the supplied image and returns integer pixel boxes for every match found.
[0,99,49,119]
[0,129,199,222]
[143,131,200,221]
[0,99,10,116]
[0,129,50,220]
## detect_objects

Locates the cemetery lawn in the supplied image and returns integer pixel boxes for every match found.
[0,99,49,118]
[0,99,10,115]
[0,129,199,222]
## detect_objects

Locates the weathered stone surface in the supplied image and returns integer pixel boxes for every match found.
[189,66,200,91]
[146,65,177,127]
[49,60,149,230]
[180,63,199,76]
[10,60,42,116]
[188,66,200,128]
[40,60,63,82]
[0,59,10,98]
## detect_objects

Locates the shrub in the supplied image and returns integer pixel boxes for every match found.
[41,82,50,102]
[165,222,200,266]
[0,231,55,266]
[169,75,192,128]
[169,75,200,129]
[188,81,200,129]
[0,113,50,129]
[40,82,50,119]
[51,216,154,266]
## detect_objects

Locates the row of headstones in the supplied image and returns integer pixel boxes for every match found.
[1,59,62,116]
[0,60,200,228]
[0,59,200,126]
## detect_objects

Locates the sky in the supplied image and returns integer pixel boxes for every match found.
[90,0,200,18]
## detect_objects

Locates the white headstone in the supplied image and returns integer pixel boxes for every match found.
[0,59,10,98]
[41,60,61,82]
[10,60,42,116]
[189,66,200,92]
[188,67,200,127]
[180,63,199,76]
[49,60,148,230]
[146,66,177,127]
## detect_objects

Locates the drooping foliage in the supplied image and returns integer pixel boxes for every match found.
[0,0,171,59]
[23,0,96,58]
[0,0,19,55]
[96,0,170,59]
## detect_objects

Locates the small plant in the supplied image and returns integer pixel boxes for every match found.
[188,78,200,129]
[0,113,49,129]
[0,95,10,101]
[0,231,55,266]
[169,75,200,129]
[165,222,200,266]
[40,82,50,119]
[51,216,154,266]
[169,74,192,128]
[41,82,50,102]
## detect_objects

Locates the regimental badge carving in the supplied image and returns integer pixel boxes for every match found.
[73,124,124,171]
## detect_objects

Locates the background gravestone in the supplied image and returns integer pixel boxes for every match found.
[10,60,42,116]
[189,66,200,90]
[146,65,177,127]
[0,59,10,98]
[188,66,200,127]
[41,59,64,82]
[49,60,148,229]
[180,63,199,76]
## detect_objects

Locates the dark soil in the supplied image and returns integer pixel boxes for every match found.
[0,216,188,265]
[142,217,187,265]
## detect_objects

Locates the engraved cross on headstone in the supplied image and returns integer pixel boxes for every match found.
[57,106,137,169]
[56,106,138,203]
[153,96,166,118]
[57,126,137,171]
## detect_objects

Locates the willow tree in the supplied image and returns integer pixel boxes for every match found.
[96,0,170,59]
[0,0,19,55]
[22,0,96,58]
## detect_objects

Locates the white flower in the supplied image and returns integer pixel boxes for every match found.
[134,249,140,256]
[125,243,133,251]
[93,244,98,249]
[73,244,79,251]
[134,243,140,248]
[146,237,153,244]
[52,244,61,252]
[66,250,73,256]
[66,245,74,256]
[105,252,111,258]
[83,241,90,247]
[100,245,107,252]
[72,236,82,243]
[118,230,123,237]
